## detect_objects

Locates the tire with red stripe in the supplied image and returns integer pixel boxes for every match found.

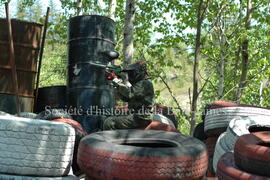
[205,137,218,177]
[144,121,179,133]
[205,137,218,157]
[154,104,178,128]
[213,132,230,172]
[52,119,87,176]
[202,101,239,122]
[216,152,269,180]
[209,101,240,109]
[36,109,72,120]
[207,100,270,111]
[52,119,87,136]
[78,130,208,180]
[234,131,270,177]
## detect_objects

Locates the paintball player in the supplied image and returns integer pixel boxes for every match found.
[103,61,155,130]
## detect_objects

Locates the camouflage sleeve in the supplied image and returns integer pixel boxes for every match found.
[115,80,145,101]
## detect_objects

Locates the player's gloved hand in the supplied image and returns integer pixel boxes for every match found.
[111,77,124,88]
[105,71,117,80]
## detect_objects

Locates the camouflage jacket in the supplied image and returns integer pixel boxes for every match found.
[113,79,154,112]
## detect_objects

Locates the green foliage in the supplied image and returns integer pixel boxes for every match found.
[39,44,67,87]
[0,0,11,5]
[0,0,35,6]
[201,0,270,108]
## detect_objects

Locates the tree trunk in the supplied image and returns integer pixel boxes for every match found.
[218,39,225,99]
[76,0,82,16]
[123,0,136,66]
[233,0,243,93]
[234,45,241,90]
[217,16,225,99]
[109,0,117,20]
[190,0,205,135]
[235,0,252,103]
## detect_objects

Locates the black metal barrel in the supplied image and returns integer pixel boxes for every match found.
[35,86,67,113]
[68,15,115,133]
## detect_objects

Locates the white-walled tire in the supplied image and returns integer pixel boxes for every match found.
[17,112,38,119]
[212,132,230,173]
[0,115,75,177]
[204,107,270,136]
[0,174,79,180]
[224,116,270,150]
[0,111,13,116]
[212,116,270,172]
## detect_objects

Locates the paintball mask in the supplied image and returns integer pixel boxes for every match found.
[122,61,148,84]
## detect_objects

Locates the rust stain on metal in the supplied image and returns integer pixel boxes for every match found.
[0,18,42,98]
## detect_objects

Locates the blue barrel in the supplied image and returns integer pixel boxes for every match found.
[68,15,116,133]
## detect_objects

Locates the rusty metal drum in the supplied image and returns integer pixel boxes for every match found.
[0,19,42,114]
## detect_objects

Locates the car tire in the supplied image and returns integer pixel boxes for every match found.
[234,131,270,177]
[0,115,75,176]
[224,116,270,151]
[204,107,270,136]
[0,174,79,180]
[193,122,207,141]
[212,132,230,172]
[205,137,218,177]
[144,121,179,132]
[17,112,38,119]
[154,104,178,128]
[205,137,218,157]
[52,118,87,176]
[213,116,270,172]
[36,109,72,120]
[216,152,269,180]
[78,130,208,180]
[52,118,87,136]
[0,111,13,116]
[152,114,176,128]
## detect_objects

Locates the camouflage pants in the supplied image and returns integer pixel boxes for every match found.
[103,114,152,130]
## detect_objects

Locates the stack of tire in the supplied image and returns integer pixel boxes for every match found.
[35,109,88,176]
[194,100,270,177]
[211,107,270,172]
[77,130,208,180]
[193,123,215,178]
[193,101,239,177]
[0,115,78,180]
[216,131,270,179]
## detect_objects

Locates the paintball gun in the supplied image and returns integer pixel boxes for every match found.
[86,50,123,80]
[105,64,122,80]
[86,62,122,80]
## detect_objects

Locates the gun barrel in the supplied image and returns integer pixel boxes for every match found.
[88,62,107,68]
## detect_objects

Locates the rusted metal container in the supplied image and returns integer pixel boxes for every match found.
[0,19,43,114]
[68,15,116,133]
